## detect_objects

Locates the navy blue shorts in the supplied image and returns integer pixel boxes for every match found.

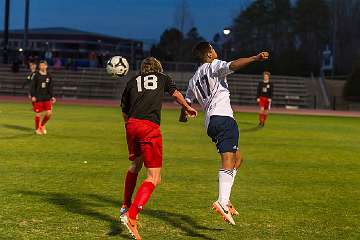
[207,116,239,153]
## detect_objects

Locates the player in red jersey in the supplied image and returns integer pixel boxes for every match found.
[257,71,273,127]
[30,60,56,135]
[119,57,197,239]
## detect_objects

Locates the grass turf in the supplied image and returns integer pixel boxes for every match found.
[0,102,359,240]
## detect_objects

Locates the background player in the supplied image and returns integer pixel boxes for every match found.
[120,57,197,239]
[257,71,273,127]
[22,61,37,99]
[180,42,268,225]
[30,60,56,135]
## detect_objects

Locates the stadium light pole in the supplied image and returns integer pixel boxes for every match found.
[331,0,337,78]
[223,28,231,60]
[24,0,30,52]
[3,0,10,64]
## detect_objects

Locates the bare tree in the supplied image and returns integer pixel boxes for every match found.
[174,0,194,35]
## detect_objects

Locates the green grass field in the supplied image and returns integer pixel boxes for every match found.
[0,102,359,240]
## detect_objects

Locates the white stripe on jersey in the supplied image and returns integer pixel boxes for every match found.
[185,59,234,129]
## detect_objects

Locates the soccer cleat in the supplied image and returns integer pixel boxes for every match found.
[120,212,141,240]
[228,201,239,216]
[120,204,128,216]
[212,201,236,225]
[35,129,43,135]
[40,125,47,135]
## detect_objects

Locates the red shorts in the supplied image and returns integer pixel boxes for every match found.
[125,118,163,168]
[259,96,270,110]
[33,101,52,113]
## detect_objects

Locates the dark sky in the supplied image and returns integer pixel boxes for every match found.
[0,0,250,44]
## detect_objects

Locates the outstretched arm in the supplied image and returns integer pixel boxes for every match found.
[171,90,197,118]
[229,52,269,71]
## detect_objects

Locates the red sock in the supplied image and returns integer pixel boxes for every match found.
[123,171,138,207]
[35,116,40,129]
[259,113,264,124]
[128,181,155,219]
[41,115,51,126]
[263,114,268,123]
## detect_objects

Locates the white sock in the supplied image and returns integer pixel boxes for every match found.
[218,169,234,209]
[228,168,238,201]
[232,168,237,185]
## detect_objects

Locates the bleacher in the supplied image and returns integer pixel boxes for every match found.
[172,73,311,108]
[227,74,310,108]
[0,64,128,99]
[0,64,312,108]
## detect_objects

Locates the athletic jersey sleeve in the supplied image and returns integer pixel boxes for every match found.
[185,80,195,103]
[210,59,234,78]
[22,73,32,88]
[257,82,261,98]
[30,73,38,97]
[164,75,177,95]
[48,75,54,98]
[121,84,130,115]
[269,83,274,99]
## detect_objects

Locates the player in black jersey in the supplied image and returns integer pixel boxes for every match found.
[22,61,37,98]
[256,71,273,127]
[119,57,197,239]
[30,60,56,135]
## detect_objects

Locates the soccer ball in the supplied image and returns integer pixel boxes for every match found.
[106,56,129,77]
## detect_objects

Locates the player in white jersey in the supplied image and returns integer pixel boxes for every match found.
[180,42,269,225]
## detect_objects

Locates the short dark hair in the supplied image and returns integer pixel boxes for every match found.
[39,60,47,65]
[192,42,212,62]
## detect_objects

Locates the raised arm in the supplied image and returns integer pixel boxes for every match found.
[229,52,269,72]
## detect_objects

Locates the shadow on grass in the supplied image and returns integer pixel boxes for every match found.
[85,193,222,240]
[17,191,128,238]
[18,191,221,239]
[1,124,33,132]
[0,124,34,139]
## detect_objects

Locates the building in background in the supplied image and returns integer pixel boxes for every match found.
[0,27,143,68]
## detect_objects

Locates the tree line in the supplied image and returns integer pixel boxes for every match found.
[151,0,360,79]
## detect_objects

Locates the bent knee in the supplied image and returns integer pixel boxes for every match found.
[146,176,161,186]
[153,176,161,186]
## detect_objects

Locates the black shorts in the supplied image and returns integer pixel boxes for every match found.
[207,116,239,153]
